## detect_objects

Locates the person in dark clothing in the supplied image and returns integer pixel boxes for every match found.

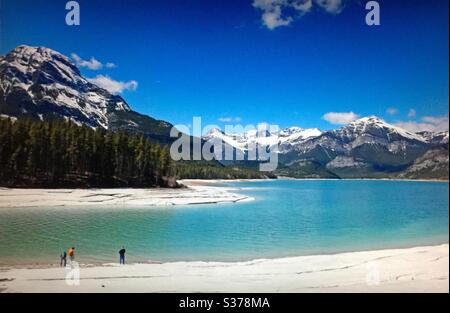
[60,251,67,267]
[119,246,126,265]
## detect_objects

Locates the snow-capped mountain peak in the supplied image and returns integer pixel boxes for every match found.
[0,45,131,129]
[203,125,323,154]
[2,45,84,87]
[10,45,71,65]
[279,127,322,142]
[340,116,426,143]
[279,127,303,136]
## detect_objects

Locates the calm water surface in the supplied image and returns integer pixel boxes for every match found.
[0,180,448,265]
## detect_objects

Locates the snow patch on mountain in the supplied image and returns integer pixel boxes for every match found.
[203,126,323,154]
[326,156,368,169]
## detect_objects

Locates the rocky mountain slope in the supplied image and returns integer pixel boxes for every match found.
[0,45,174,142]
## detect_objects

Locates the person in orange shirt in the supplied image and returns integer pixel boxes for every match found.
[68,247,75,262]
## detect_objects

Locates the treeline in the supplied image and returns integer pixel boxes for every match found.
[0,118,172,187]
[173,161,272,180]
[0,118,270,188]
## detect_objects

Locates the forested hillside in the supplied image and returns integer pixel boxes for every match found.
[0,118,269,188]
[0,118,173,187]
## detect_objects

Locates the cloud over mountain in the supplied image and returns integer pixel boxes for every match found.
[87,75,138,94]
[395,116,449,133]
[322,112,359,125]
[71,53,116,71]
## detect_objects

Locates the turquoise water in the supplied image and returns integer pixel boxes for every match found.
[0,180,448,265]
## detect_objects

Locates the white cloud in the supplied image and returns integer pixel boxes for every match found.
[394,115,449,133]
[106,62,117,69]
[407,109,417,118]
[71,53,117,71]
[218,117,242,123]
[262,6,293,30]
[315,0,344,14]
[87,75,138,94]
[386,107,398,115]
[71,53,103,70]
[294,0,314,12]
[421,116,449,131]
[323,112,360,125]
[253,0,345,30]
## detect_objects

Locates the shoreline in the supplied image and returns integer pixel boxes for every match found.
[181,178,449,184]
[1,240,448,269]
[1,244,448,293]
[274,177,449,183]
[0,183,254,209]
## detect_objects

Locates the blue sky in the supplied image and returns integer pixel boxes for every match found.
[0,0,448,131]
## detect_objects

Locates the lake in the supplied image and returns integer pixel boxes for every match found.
[0,180,448,265]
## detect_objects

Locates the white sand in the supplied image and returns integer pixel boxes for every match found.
[0,184,253,209]
[0,244,448,293]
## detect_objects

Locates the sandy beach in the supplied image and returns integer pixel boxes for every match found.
[0,244,447,293]
[0,182,253,209]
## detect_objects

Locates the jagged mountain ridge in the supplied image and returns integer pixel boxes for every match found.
[203,126,322,153]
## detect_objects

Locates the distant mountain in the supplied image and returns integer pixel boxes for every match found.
[0,45,174,143]
[283,116,425,165]
[205,116,449,180]
[203,126,322,161]
[281,117,448,179]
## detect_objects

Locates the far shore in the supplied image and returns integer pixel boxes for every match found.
[181,176,450,186]
[1,244,448,293]
[182,177,449,183]
[275,177,449,183]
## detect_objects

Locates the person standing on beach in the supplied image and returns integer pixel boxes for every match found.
[60,250,67,267]
[68,247,75,263]
[119,246,126,265]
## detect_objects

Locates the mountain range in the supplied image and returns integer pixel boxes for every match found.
[1,45,448,180]
[205,116,448,179]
